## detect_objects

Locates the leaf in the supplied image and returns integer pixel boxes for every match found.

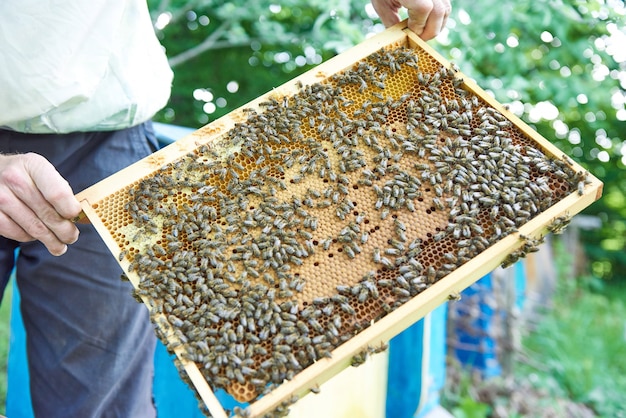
[452,397,491,418]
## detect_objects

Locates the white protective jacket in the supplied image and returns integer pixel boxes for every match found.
[0,0,173,133]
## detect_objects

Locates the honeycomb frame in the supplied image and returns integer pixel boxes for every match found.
[75,21,603,418]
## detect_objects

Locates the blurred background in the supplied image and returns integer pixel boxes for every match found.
[1,0,625,416]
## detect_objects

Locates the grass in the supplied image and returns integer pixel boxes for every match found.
[517,277,626,417]
[0,281,12,415]
[443,240,626,417]
[515,238,626,418]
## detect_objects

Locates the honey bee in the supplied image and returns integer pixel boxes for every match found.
[448,292,461,301]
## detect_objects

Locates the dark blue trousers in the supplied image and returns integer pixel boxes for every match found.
[0,124,158,417]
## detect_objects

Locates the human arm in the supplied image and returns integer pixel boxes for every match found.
[0,153,81,256]
[371,0,452,41]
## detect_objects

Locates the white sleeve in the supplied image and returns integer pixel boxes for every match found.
[0,0,173,133]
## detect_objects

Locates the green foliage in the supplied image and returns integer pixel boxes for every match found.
[443,240,626,416]
[148,0,373,128]
[452,397,491,418]
[0,282,11,415]
[520,293,626,416]
[517,241,626,416]
[441,364,492,418]
[148,0,625,281]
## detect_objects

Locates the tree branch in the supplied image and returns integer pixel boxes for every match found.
[168,21,235,68]
[152,0,200,35]
[169,0,202,25]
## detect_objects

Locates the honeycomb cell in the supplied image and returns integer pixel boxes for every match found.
[87,43,582,408]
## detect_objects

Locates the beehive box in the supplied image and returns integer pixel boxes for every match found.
[76,21,602,418]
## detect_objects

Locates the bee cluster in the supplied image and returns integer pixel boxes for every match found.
[94,44,585,417]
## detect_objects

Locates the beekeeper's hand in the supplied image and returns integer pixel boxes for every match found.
[371,0,452,40]
[0,153,81,255]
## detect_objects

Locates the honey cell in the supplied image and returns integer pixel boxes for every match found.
[87,41,586,415]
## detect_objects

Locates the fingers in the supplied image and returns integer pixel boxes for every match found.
[406,0,451,40]
[371,0,404,27]
[0,153,81,256]
[27,153,83,220]
[0,200,70,256]
[371,0,452,41]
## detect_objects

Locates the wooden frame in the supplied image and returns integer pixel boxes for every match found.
[76,20,602,418]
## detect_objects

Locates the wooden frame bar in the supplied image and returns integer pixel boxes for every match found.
[76,20,602,418]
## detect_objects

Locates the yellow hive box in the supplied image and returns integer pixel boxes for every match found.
[76,21,602,418]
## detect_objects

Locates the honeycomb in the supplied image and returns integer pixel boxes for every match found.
[82,31,598,418]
